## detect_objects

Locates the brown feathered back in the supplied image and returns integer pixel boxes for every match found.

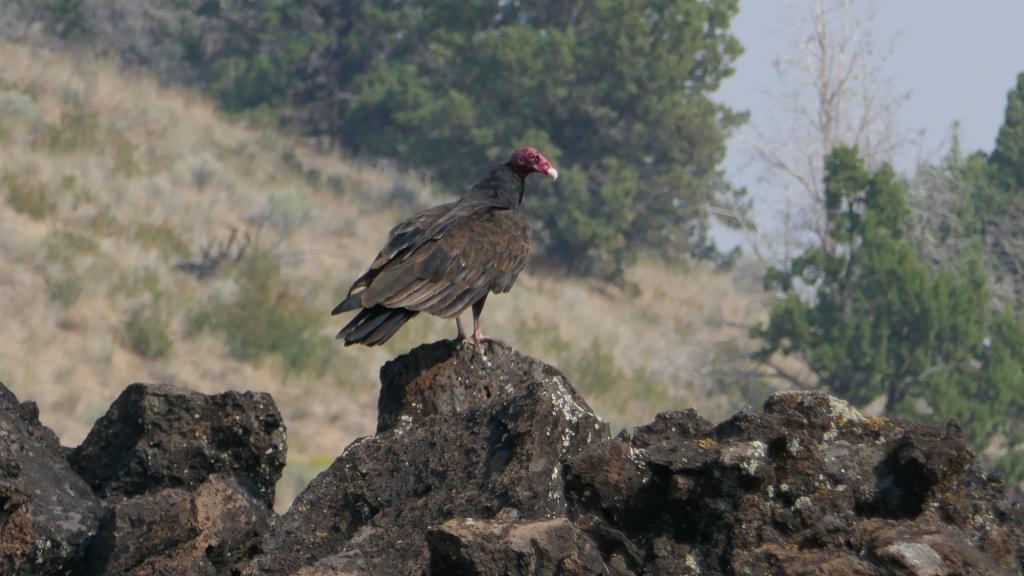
[333,162,533,346]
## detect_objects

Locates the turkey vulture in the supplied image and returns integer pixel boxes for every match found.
[332,147,558,346]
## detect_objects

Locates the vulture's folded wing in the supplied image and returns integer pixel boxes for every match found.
[332,201,455,315]
[356,208,530,319]
[372,202,455,267]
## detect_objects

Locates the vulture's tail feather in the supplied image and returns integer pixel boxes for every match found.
[362,310,415,346]
[331,292,363,316]
[337,306,417,346]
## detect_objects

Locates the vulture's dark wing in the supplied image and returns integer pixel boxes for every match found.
[334,205,529,321]
[338,202,454,304]
[358,208,530,318]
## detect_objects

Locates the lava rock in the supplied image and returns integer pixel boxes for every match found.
[564,391,1023,575]
[243,340,610,575]
[68,383,286,506]
[82,475,271,575]
[0,382,103,575]
[5,345,1021,576]
[426,517,614,575]
[377,339,597,434]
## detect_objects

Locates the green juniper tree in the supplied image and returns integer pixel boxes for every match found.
[914,74,1024,312]
[755,146,1024,481]
[30,0,745,278]
[273,0,747,277]
[967,74,1024,311]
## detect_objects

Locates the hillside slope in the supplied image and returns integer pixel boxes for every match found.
[0,42,774,507]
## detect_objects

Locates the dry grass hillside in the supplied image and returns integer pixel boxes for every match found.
[0,41,779,509]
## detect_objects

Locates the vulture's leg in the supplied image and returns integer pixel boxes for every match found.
[471,294,488,344]
[456,316,466,340]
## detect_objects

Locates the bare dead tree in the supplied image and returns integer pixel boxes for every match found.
[175,226,256,280]
[907,127,968,264]
[746,0,914,266]
[723,0,918,395]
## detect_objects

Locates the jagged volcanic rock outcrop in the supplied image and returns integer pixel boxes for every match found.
[68,383,286,507]
[70,384,287,575]
[0,384,103,575]
[243,340,1022,575]
[2,340,1022,575]
[242,340,610,575]
[0,382,285,576]
[560,394,1022,575]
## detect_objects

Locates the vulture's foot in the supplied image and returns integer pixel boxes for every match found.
[455,329,491,347]
[471,329,491,346]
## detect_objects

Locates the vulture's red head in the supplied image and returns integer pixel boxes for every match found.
[508,147,558,181]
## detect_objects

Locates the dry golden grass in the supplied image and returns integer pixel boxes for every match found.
[0,41,787,509]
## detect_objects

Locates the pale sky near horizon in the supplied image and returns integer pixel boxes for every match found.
[712,0,1024,250]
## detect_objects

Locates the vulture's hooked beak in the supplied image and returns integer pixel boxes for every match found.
[545,167,559,181]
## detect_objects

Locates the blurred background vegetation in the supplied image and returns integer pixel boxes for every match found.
[3,0,749,278]
[0,0,1022,502]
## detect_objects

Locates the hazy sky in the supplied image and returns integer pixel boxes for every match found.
[712,0,1024,248]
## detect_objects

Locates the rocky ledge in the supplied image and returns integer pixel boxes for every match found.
[1,340,1021,575]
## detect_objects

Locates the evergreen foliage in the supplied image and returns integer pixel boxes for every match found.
[966,74,1024,311]
[199,0,746,276]
[914,74,1024,312]
[13,0,746,277]
[991,74,1024,187]
[755,147,1024,478]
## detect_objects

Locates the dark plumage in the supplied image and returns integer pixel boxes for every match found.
[333,147,558,346]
